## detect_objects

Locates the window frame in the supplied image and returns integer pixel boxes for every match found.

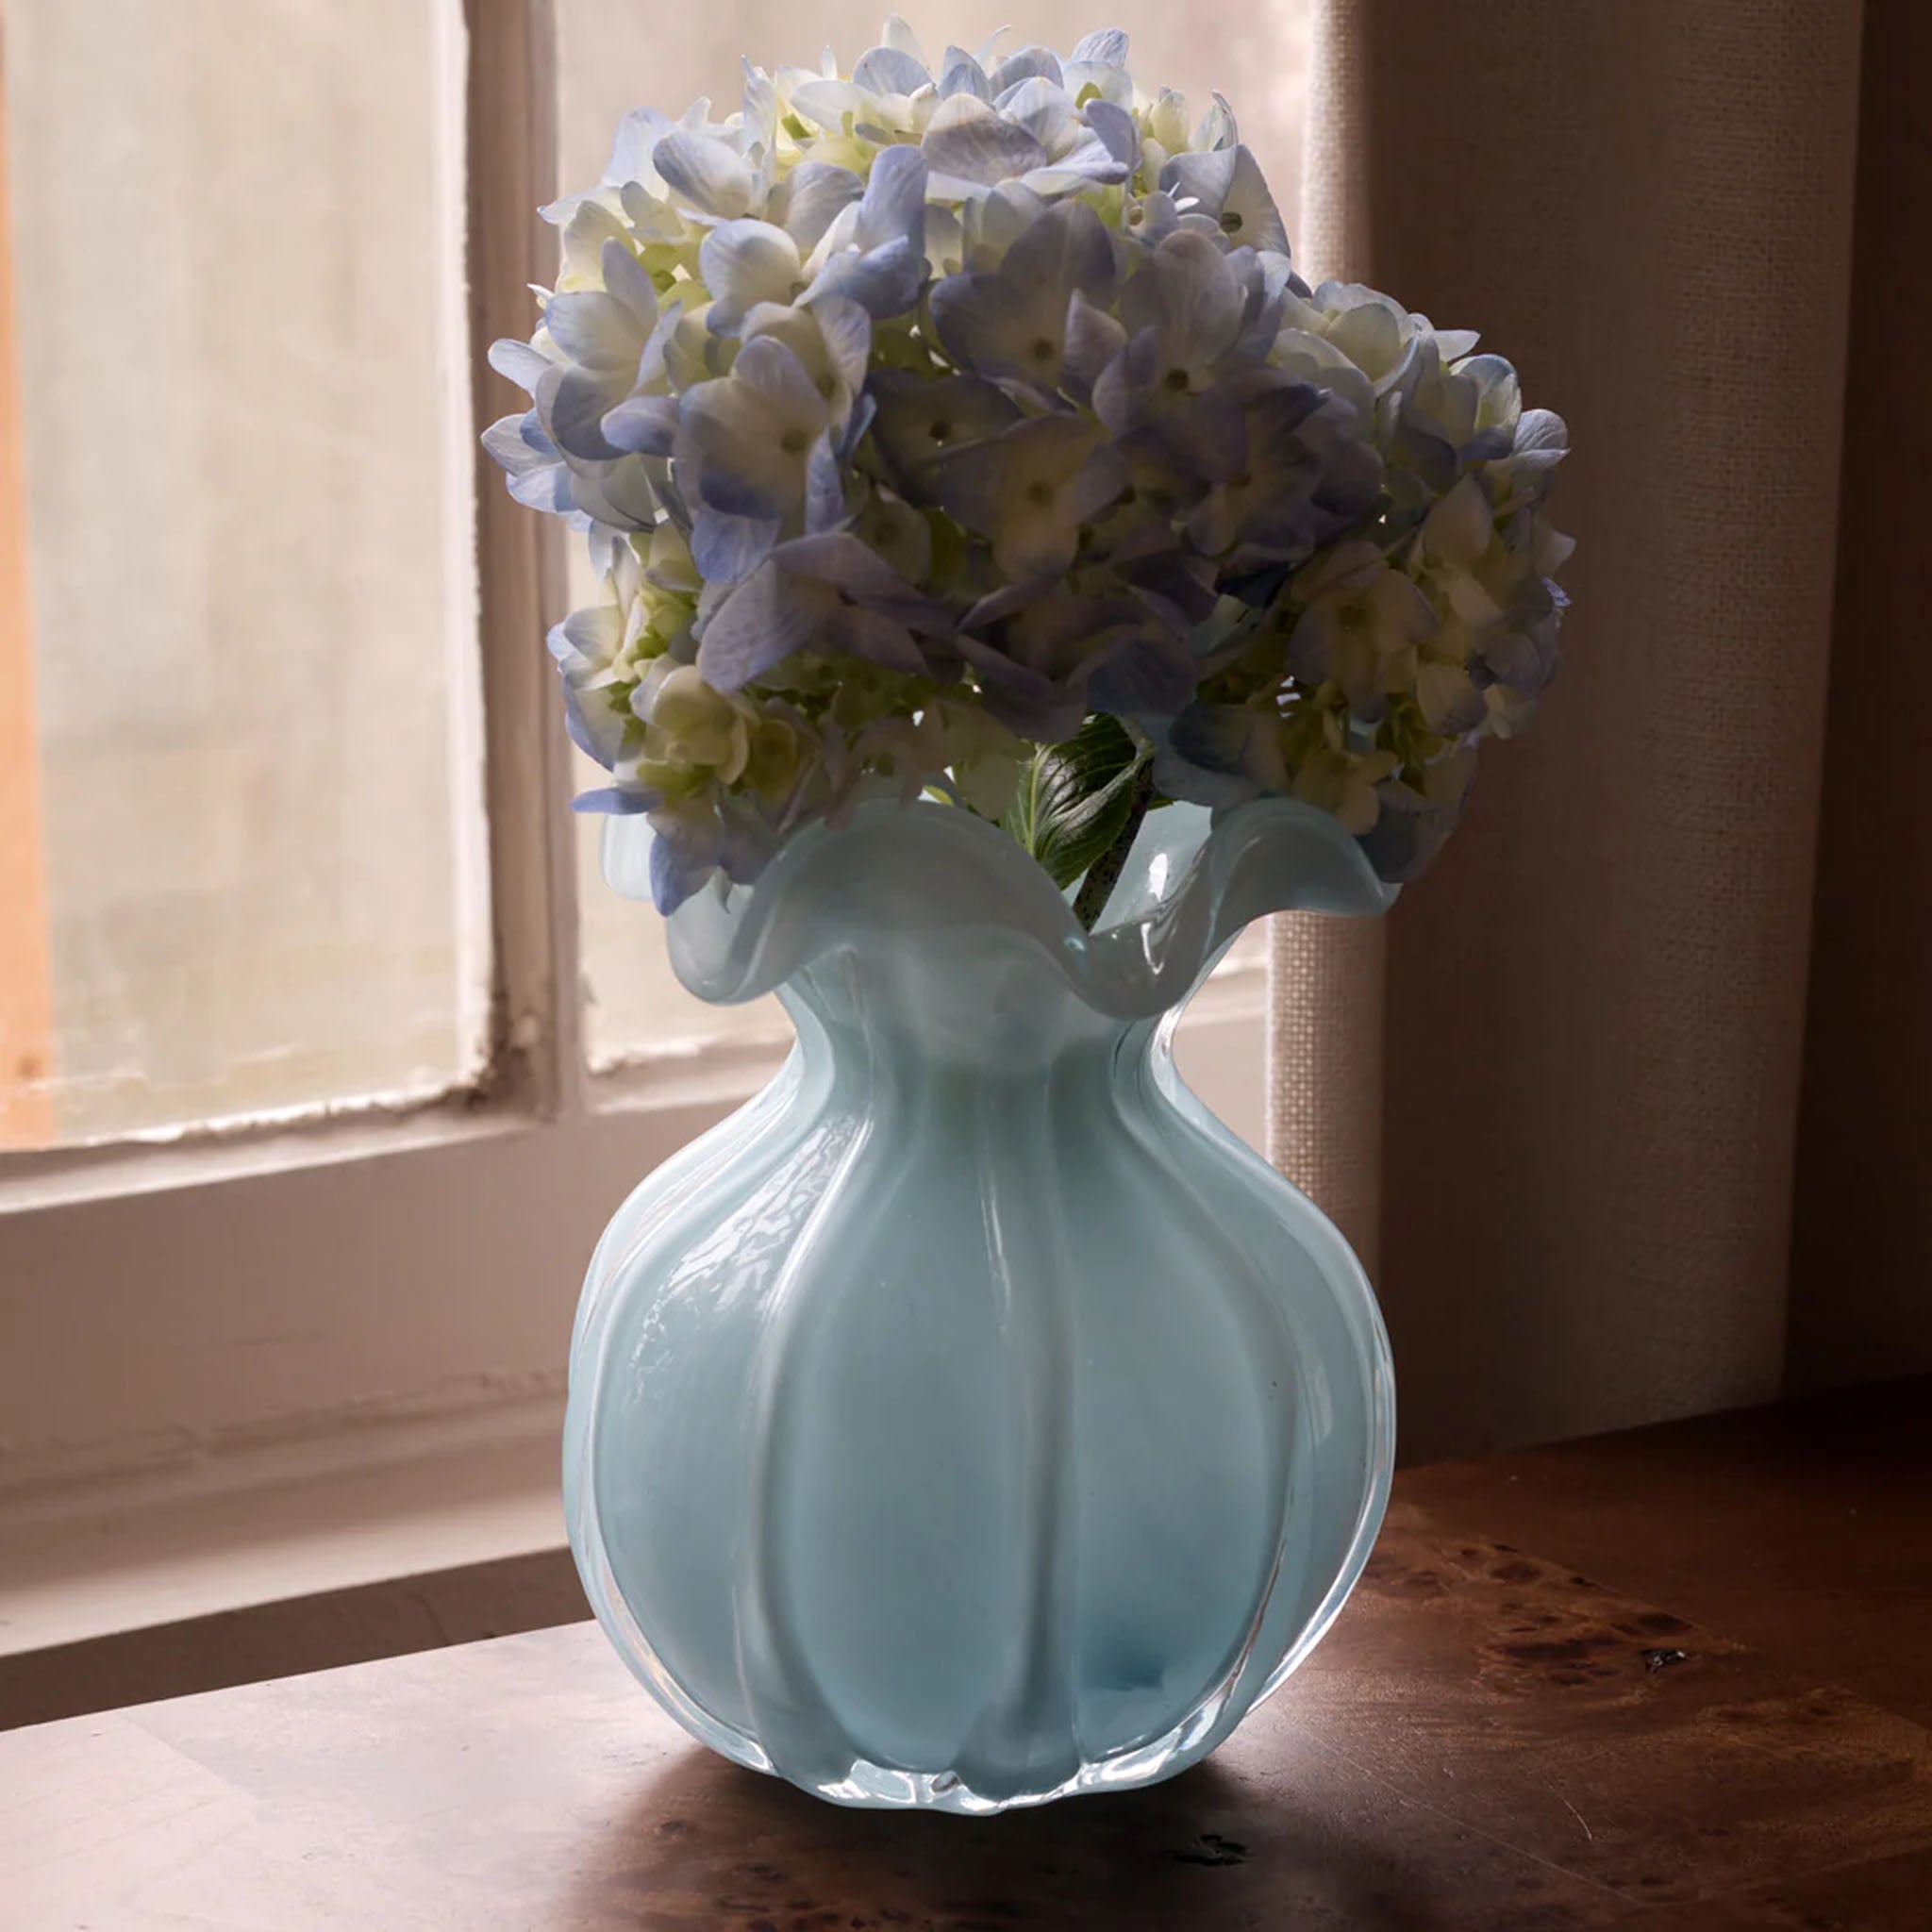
[0,0,1270,1561]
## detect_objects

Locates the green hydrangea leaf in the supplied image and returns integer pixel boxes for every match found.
[1002,715,1148,891]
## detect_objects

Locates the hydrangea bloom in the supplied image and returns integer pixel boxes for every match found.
[486,20,1573,912]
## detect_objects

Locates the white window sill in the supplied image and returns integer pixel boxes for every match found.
[0,1395,565,1659]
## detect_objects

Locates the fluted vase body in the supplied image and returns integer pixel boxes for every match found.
[564,797,1396,1812]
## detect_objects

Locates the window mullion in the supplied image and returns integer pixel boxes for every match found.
[463,0,582,1121]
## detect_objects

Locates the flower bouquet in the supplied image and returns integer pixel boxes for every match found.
[493,22,1572,1812]
[486,19,1571,924]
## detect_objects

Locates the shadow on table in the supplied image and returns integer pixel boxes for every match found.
[560,1741,1455,1931]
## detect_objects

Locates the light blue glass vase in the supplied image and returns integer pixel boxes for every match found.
[565,795,1397,1813]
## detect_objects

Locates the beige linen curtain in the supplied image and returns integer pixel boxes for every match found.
[1270,0,1923,1460]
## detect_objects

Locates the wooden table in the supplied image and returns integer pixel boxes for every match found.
[5,1381,1928,1929]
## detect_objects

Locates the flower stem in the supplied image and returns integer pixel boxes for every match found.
[1073,759,1157,932]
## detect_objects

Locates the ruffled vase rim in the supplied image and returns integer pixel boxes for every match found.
[607,793,1397,1020]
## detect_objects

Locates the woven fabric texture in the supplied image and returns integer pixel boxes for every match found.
[1269,0,1869,1459]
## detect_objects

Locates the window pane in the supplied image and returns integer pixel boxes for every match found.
[0,0,487,1148]
[574,753,797,1069]
[557,1,1307,1071]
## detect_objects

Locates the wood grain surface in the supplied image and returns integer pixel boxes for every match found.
[4,1385,1928,1930]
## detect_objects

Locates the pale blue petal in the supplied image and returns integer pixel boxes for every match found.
[696,560,819,687]
[600,239,658,322]
[1070,28,1129,65]
[817,605,932,675]
[601,394,680,456]
[648,820,722,913]
[1000,76,1077,149]
[488,339,551,394]
[925,272,1016,376]
[854,44,930,94]
[774,160,863,251]
[989,46,1063,93]
[653,128,755,218]
[1083,98,1140,169]
[604,107,674,186]
[1192,92,1238,152]
[1062,290,1127,396]
[922,438,1008,536]
[813,295,873,397]
[939,48,991,100]
[1010,195,1116,298]
[804,233,924,317]
[547,367,625,459]
[1356,776,1465,883]
[549,606,616,674]
[921,101,1050,186]
[505,460,576,517]
[804,433,846,533]
[1088,636,1196,715]
[1457,353,1523,442]
[715,801,781,885]
[779,532,952,630]
[1021,144,1132,195]
[1065,445,1130,523]
[838,389,877,461]
[557,452,658,532]
[1514,408,1569,455]
[1167,703,1271,788]
[1091,325,1158,432]
[573,784,658,815]
[482,409,545,475]
[559,681,630,769]
[857,143,928,251]
[1118,230,1245,371]
[691,507,780,581]
[543,291,645,371]
[950,634,1089,741]
[788,78,866,132]
[730,335,824,420]
[867,370,1021,490]
[699,220,804,331]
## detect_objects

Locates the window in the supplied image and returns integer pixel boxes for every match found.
[0,1,1298,1567]
[2,0,486,1150]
